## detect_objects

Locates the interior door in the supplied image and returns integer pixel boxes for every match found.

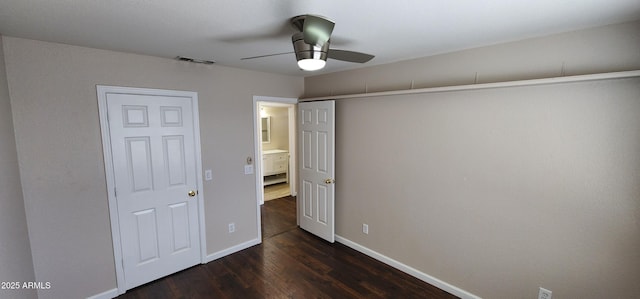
[298,100,335,242]
[106,92,201,290]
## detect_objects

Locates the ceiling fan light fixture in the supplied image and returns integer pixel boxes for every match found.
[292,32,329,71]
[297,58,326,71]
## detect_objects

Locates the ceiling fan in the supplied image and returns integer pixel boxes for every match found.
[241,15,375,71]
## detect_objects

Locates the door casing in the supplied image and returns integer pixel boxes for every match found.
[97,85,206,294]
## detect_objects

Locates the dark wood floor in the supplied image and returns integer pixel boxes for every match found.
[261,195,297,239]
[117,196,458,299]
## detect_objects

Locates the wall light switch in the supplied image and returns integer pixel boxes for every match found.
[244,165,254,175]
[204,169,213,181]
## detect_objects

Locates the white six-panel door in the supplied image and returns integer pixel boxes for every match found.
[105,91,201,290]
[298,100,335,242]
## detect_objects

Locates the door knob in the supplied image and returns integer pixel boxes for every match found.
[325,178,335,184]
[188,190,197,197]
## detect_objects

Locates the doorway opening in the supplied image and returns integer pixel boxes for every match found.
[253,96,298,240]
[261,104,292,201]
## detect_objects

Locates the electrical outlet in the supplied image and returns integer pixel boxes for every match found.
[362,224,369,234]
[228,223,235,233]
[538,287,552,299]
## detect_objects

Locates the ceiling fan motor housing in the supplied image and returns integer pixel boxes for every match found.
[292,32,329,62]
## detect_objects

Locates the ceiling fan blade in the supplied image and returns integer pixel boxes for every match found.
[241,51,294,60]
[302,15,335,46]
[327,49,375,63]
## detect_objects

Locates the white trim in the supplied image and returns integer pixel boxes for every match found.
[300,70,640,102]
[252,100,264,207]
[86,288,118,299]
[96,85,206,295]
[287,104,297,198]
[191,93,208,265]
[96,85,125,294]
[335,235,482,299]
[205,238,261,262]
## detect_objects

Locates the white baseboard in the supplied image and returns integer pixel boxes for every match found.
[335,235,481,299]
[86,287,118,299]
[205,238,261,263]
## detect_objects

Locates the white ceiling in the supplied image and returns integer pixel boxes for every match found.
[1,0,639,77]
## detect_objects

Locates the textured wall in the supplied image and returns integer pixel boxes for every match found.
[0,36,36,299]
[334,79,640,298]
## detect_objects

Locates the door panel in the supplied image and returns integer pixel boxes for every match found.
[126,137,154,192]
[302,180,313,218]
[317,185,328,224]
[302,130,313,169]
[317,131,328,172]
[298,101,335,242]
[107,93,201,290]
[133,208,160,264]
[168,202,191,252]
[163,136,186,186]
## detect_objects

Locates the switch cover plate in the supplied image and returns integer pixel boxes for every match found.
[244,165,254,174]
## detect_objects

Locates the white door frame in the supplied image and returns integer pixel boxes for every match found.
[97,85,207,295]
[252,96,298,233]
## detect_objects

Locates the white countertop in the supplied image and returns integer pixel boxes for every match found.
[263,149,288,155]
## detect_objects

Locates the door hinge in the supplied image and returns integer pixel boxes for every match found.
[114,188,117,197]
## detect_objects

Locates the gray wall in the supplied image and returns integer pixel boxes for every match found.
[2,36,303,299]
[305,21,640,298]
[0,36,36,299]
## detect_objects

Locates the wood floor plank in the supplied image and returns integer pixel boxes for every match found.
[117,196,459,299]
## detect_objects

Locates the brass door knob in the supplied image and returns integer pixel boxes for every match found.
[188,190,197,197]
[325,178,335,184]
